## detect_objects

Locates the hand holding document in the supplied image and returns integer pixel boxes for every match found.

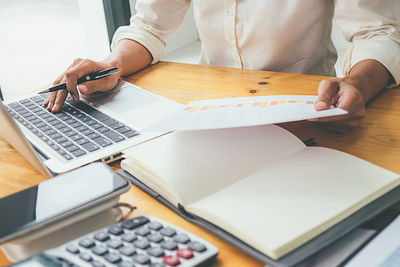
[144,95,347,132]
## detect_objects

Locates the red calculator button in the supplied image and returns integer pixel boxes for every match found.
[163,255,180,266]
[177,248,194,259]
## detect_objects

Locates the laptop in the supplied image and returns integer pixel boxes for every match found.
[0,81,181,174]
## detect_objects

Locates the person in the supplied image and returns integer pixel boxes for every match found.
[44,0,400,133]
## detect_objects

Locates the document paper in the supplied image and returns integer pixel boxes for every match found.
[144,95,347,132]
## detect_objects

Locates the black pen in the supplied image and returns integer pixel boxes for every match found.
[38,67,119,94]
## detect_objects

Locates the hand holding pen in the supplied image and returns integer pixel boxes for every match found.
[43,59,120,113]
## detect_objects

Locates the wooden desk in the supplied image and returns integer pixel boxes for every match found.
[1,61,399,266]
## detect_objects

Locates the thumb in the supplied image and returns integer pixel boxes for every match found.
[315,79,340,111]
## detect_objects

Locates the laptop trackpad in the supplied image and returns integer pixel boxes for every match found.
[83,81,181,130]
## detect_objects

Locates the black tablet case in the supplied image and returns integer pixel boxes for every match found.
[118,169,400,267]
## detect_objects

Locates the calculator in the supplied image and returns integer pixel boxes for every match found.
[12,215,219,267]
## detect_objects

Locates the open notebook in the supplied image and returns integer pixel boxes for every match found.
[120,125,400,264]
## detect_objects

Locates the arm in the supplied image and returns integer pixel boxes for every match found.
[312,0,400,133]
[46,0,191,112]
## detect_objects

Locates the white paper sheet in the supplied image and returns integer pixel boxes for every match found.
[144,95,347,132]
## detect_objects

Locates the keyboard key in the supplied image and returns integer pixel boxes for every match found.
[117,261,135,267]
[108,225,124,236]
[81,129,94,136]
[66,145,80,152]
[94,232,110,242]
[75,125,89,132]
[92,137,112,147]
[147,221,163,231]
[92,246,108,256]
[97,126,110,133]
[188,241,207,252]
[79,238,95,248]
[110,123,125,130]
[71,149,86,157]
[66,244,79,254]
[133,239,150,249]
[104,253,121,264]
[75,138,89,145]
[119,245,136,256]
[82,142,100,152]
[174,233,190,244]
[162,255,180,266]
[161,240,178,251]
[60,141,73,148]
[132,254,150,265]
[79,253,93,262]
[160,228,176,237]
[121,233,137,243]
[147,233,163,243]
[88,133,100,140]
[91,261,105,267]
[73,102,111,122]
[62,153,73,160]
[107,239,123,249]
[176,248,193,259]
[147,247,164,257]
[135,227,150,236]
[102,118,118,126]
[103,131,125,142]
[121,216,150,230]
[123,130,139,138]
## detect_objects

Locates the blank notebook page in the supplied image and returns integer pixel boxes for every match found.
[123,125,305,205]
[187,147,400,259]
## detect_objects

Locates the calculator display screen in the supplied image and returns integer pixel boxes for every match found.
[0,163,128,242]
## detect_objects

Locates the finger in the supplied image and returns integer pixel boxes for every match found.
[315,79,340,110]
[45,92,57,110]
[53,58,84,85]
[77,75,117,95]
[51,89,68,113]
[64,59,102,101]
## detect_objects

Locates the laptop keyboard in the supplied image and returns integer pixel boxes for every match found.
[5,94,139,161]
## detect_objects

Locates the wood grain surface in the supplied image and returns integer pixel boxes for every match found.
[1,61,399,266]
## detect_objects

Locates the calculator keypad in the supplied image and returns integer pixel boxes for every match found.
[46,215,218,266]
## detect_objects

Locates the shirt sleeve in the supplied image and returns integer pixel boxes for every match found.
[111,0,191,64]
[334,0,400,87]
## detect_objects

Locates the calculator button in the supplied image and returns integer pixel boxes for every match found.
[91,246,108,256]
[133,253,150,265]
[176,248,194,259]
[79,253,93,262]
[147,233,164,243]
[79,238,95,248]
[147,247,164,257]
[174,233,190,244]
[160,228,176,237]
[91,260,106,267]
[107,239,123,249]
[121,216,149,230]
[104,253,122,264]
[119,245,136,256]
[121,233,137,242]
[66,244,79,254]
[162,255,180,266]
[147,221,163,230]
[161,240,178,251]
[118,261,135,267]
[108,225,124,235]
[133,239,150,249]
[94,232,110,242]
[135,227,151,236]
[188,241,207,252]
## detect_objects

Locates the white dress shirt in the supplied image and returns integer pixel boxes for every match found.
[112,0,400,86]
